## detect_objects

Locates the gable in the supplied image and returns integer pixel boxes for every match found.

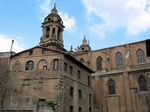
[11,46,63,59]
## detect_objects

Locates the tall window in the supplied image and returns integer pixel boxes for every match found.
[79,58,85,63]
[25,60,34,70]
[79,107,82,112]
[96,56,102,70]
[88,76,91,86]
[58,29,61,40]
[89,107,91,112]
[89,94,91,105]
[70,87,74,97]
[115,52,124,68]
[108,79,116,94]
[46,27,50,37]
[139,76,148,91]
[69,65,73,75]
[77,70,81,79]
[64,62,68,72]
[70,106,73,112]
[79,90,82,99]
[53,59,58,70]
[137,49,145,64]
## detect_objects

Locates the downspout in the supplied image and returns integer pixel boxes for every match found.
[2,40,14,108]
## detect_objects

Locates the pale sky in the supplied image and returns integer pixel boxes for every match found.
[0,0,150,52]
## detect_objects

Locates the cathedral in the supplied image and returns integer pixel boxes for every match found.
[0,5,150,112]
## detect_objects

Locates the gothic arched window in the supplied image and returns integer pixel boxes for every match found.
[115,52,124,68]
[79,58,85,63]
[139,76,148,91]
[136,49,145,64]
[108,79,116,94]
[25,60,34,70]
[96,56,103,70]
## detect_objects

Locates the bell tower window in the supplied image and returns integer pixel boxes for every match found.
[52,28,55,38]
[46,27,50,37]
[58,29,61,40]
[48,18,51,21]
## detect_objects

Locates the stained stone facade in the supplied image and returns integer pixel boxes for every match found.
[0,5,93,112]
[74,38,150,112]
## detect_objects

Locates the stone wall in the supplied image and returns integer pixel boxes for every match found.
[0,59,8,108]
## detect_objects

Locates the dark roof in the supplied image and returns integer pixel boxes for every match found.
[64,53,94,73]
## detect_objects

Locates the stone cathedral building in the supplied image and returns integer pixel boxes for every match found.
[0,5,150,112]
[74,38,150,112]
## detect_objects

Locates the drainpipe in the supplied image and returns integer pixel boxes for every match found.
[2,40,14,108]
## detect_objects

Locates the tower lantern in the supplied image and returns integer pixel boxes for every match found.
[40,4,65,49]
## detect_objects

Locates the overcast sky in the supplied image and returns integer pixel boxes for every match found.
[0,0,150,52]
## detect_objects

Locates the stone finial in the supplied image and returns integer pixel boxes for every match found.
[51,3,58,14]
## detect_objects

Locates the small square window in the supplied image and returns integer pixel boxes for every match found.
[42,49,46,54]
[29,50,33,55]
[43,65,47,71]
[38,81,43,88]
[22,79,30,86]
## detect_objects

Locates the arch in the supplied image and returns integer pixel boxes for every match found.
[108,79,116,94]
[25,60,34,70]
[38,59,47,71]
[79,58,85,63]
[136,49,145,64]
[115,52,124,68]
[96,56,103,70]
[138,76,148,91]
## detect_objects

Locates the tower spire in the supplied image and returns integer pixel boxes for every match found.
[51,3,58,14]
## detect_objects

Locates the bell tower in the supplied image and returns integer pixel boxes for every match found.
[79,36,91,52]
[40,4,65,49]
